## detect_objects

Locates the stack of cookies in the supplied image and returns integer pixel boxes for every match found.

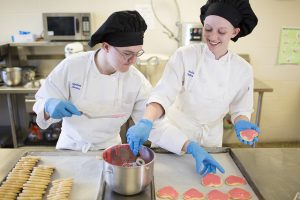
[0,156,40,200]
[17,165,55,200]
[47,178,74,200]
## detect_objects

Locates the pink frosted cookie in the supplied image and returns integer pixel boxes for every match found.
[228,188,251,200]
[201,173,222,187]
[207,189,229,200]
[157,186,179,200]
[183,188,205,200]
[225,175,247,186]
[240,130,258,142]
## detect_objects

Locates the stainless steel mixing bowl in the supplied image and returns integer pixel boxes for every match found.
[1,67,22,86]
[102,144,155,195]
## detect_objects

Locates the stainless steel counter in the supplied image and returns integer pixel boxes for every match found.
[0,85,38,94]
[1,148,299,200]
[231,148,300,200]
[0,86,39,147]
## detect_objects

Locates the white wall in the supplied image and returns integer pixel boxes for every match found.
[1,0,300,144]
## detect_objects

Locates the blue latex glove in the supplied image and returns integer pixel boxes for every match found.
[44,98,81,119]
[126,119,153,156]
[234,120,261,145]
[187,141,225,176]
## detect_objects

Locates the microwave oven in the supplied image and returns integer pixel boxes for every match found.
[42,13,91,41]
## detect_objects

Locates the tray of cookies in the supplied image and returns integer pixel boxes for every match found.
[0,151,103,200]
[154,147,263,200]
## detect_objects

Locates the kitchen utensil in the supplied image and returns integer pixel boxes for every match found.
[134,151,146,166]
[1,67,22,86]
[80,111,127,119]
[135,157,146,166]
[102,144,155,195]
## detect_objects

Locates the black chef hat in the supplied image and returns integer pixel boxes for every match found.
[88,10,147,47]
[200,0,258,42]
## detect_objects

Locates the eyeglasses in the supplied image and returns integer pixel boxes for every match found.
[112,46,144,60]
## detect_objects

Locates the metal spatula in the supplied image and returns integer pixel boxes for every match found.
[80,111,127,119]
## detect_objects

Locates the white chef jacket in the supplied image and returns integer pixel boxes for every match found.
[33,49,152,152]
[148,43,254,154]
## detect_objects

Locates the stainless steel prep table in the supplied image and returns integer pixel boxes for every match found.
[0,86,38,147]
[253,79,273,127]
[2,148,299,200]
[231,148,300,200]
[2,148,261,200]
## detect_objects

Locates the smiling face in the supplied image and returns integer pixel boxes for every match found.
[203,15,240,59]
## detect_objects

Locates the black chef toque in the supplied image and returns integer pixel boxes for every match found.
[88,10,147,47]
[200,0,258,42]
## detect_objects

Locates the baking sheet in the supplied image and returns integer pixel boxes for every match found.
[154,151,259,199]
[1,151,103,200]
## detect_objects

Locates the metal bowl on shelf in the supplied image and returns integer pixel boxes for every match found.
[1,67,22,86]
[102,144,155,195]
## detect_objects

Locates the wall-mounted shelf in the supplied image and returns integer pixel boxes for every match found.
[7,41,91,66]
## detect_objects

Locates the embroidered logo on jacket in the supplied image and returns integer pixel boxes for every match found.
[187,70,194,77]
[71,83,81,90]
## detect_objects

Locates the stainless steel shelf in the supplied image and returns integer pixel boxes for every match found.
[9,41,88,47]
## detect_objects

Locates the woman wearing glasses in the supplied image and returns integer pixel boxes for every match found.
[33,11,151,152]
